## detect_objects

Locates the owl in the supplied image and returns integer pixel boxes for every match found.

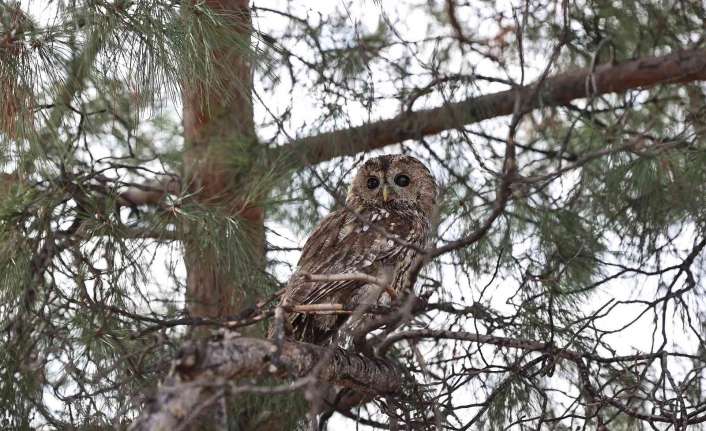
[272,154,437,345]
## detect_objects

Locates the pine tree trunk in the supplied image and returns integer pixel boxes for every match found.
[182,0,263,320]
[180,2,289,429]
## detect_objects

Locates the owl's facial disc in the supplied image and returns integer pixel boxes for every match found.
[347,154,437,216]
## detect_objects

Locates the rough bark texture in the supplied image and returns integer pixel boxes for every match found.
[128,336,403,431]
[182,0,263,320]
[286,47,706,165]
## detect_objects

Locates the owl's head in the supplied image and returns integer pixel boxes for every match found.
[346,154,437,217]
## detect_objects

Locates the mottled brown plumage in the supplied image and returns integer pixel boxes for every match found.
[273,154,437,344]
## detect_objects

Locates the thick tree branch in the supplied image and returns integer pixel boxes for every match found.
[129,336,403,431]
[132,327,704,429]
[285,48,706,165]
[62,49,706,213]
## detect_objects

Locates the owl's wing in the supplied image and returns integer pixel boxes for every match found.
[283,206,424,307]
[279,206,429,343]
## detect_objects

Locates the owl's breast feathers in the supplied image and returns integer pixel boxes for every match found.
[279,202,431,343]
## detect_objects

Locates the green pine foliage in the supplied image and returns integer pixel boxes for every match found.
[0,0,705,429]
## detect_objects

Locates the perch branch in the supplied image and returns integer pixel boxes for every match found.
[129,336,403,431]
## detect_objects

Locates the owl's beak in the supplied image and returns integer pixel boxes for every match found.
[382,184,391,202]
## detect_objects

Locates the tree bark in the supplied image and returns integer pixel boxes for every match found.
[182,0,263,320]
[179,2,274,429]
[128,336,403,431]
[285,47,706,165]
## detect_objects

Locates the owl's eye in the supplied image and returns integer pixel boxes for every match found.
[367,177,380,189]
[394,174,411,187]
